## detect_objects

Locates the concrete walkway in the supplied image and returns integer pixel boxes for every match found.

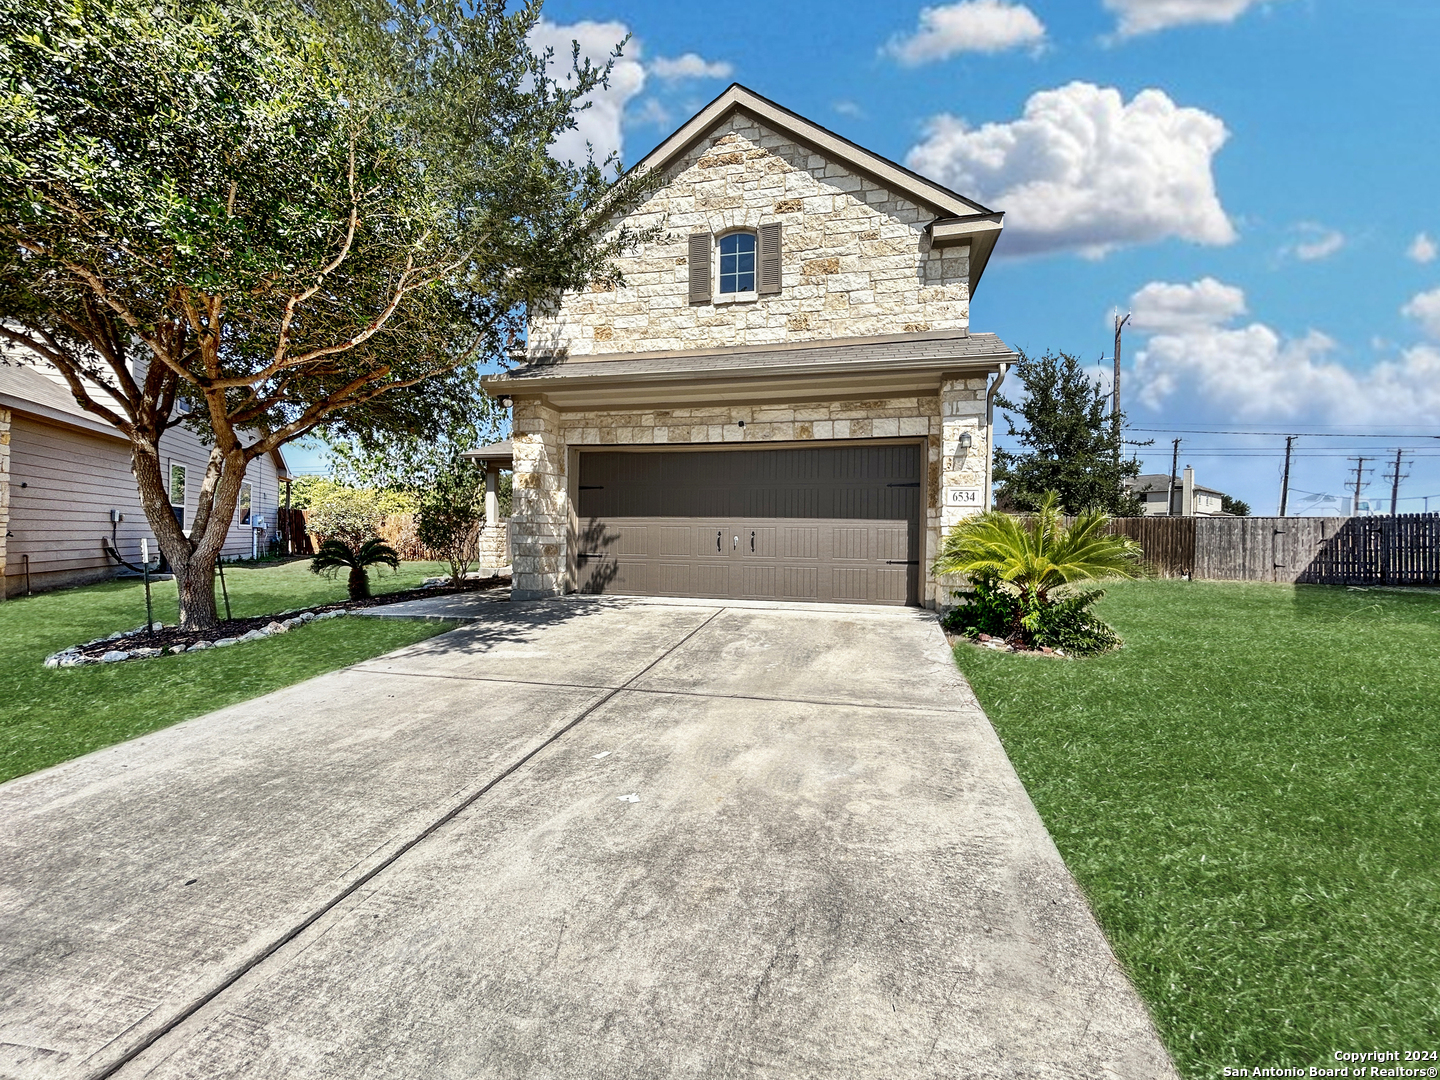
[0,597,1177,1080]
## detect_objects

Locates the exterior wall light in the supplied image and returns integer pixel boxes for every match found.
[497,394,514,409]
[958,431,973,450]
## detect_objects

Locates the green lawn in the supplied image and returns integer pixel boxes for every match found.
[953,579,1440,1076]
[0,559,457,784]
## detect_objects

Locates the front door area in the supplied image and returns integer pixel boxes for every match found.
[574,444,923,606]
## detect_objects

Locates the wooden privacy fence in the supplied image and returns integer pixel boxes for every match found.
[1090,514,1440,585]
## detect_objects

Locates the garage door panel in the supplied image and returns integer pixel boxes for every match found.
[780,566,819,600]
[575,445,922,606]
[741,565,777,598]
[781,527,820,560]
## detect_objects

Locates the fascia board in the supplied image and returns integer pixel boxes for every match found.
[481,351,1012,395]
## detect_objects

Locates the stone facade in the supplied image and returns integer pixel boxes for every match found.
[527,114,970,357]
[506,101,1003,608]
[0,408,9,601]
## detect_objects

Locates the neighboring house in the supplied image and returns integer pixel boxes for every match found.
[0,360,289,598]
[1127,468,1232,517]
[483,85,1016,608]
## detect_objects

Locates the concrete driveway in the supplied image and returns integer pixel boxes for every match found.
[0,598,1177,1080]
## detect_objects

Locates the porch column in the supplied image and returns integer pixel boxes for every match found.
[484,463,499,527]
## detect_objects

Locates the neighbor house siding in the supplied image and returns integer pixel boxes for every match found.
[3,412,283,598]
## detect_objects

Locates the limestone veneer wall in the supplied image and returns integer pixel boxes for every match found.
[527,115,971,357]
[509,382,989,607]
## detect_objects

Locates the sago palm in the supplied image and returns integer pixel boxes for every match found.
[310,537,401,601]
[932,491,1142,601]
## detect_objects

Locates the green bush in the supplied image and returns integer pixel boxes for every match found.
[941,569,1122,656]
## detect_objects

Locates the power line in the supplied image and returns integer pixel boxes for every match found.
[1129,426,1440,438]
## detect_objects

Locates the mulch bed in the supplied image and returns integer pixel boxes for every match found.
[61,575,509,662]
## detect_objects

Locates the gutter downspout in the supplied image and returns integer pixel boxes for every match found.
[984,363,1009,512]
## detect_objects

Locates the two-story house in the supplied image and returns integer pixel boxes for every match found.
[482,85,1017,608]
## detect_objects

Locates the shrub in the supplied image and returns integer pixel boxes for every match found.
[415,465,485,586]
[306,486,386,550]
[935,491,1140,655]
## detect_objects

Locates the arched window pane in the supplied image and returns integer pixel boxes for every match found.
[718,232,756,293]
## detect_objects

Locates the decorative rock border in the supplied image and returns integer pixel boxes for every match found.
[44,610,349,668]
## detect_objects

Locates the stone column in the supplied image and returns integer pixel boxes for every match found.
[510,397,566,599]
[932,377,988,608]
[484,464,499,528]
[0,408,10,601]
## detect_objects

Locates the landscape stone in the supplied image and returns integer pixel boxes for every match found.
[99,650,130,663]
[212,638,239,648]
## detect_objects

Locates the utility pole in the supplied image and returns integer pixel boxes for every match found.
[1348,456,1371,516]
[1385,449,1407,515]
[1112,311,1130,464]
[1278,435,1295,517]
[1167,437,1181,516]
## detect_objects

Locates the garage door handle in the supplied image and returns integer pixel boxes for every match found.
[716,530,722,553]
[733,535,739,550]
[886,560,920,565]
[750,530,755,553]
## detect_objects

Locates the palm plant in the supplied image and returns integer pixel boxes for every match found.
[309,538,400,601]
[933,492,1143,649]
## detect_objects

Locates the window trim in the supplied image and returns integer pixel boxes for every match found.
[715,228,758,299]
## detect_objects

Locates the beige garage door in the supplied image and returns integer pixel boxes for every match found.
[574,445,922,606]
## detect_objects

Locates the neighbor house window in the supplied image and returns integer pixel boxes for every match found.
[238,482,252,525]
[718,232,756,294]
[169,464,186,529]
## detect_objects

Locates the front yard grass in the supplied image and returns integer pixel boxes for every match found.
[0,559,458,784]
[953,579,1440,1076]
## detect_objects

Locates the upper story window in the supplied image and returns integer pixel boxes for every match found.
[688,223,781,304]
[718,232,756,294]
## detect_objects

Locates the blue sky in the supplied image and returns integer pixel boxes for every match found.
[303,1,1440,514]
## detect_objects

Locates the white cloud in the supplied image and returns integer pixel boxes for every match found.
[1407,232,1437,264]
[528,19,647,166]
[1402,286,1440,340]
[648,53,733,81]
[1129,277,1247,333]
[1130,279,1440,426]
[1105,0,1290,38]
[834,100,865,119]
[906,82,1236,257]
[631,98,672,129]
[884,1,1046,63]
[1291,225,1345,261]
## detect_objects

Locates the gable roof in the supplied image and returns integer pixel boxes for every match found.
[629,84,1005,293]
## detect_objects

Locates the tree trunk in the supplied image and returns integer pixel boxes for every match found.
[348,566,370,600]
[130,436,247,632]
[173,556,220,630]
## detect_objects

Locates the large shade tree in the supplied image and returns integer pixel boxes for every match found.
[0,0,651,628]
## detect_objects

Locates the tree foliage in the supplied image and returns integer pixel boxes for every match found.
[993,349,1143,515]
[0,0,653,627]
[1221,494,1251,517]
